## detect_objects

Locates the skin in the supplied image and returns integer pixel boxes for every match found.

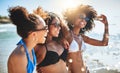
[7,17,48,73]
[35,17,68,73]
[65,13,109,73]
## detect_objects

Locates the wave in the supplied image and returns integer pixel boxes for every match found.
[0,24,15,27]
[0,29,7,32]
[0,24,16,32]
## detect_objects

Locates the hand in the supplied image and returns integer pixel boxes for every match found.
[62,39,69,49]
[97,14,108,25]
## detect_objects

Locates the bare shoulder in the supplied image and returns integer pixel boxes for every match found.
[8,45,27,64]
[7,45,27,73]
[34,44,46,54]
[34,44,46,64]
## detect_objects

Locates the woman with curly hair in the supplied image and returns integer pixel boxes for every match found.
[7,6,48,73]
[63,4,109,73]
[33,7,68,73]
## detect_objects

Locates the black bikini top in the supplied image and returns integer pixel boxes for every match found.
[37,45,68,67]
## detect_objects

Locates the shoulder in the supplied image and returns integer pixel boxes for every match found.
[8,45,27,63]
[34,44,46,64]
[7,46,27,72]
[34,44,46,54]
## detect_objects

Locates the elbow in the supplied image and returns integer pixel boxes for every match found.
[103,43,108,46]
[102,42,108,46]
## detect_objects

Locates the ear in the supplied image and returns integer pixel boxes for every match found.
[31,32,37,37]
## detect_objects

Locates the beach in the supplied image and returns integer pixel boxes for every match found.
[0,24,120,73]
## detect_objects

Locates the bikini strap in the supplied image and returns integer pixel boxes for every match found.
[17,39,32,61]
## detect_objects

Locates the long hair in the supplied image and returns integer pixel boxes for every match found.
[63,4,97,34]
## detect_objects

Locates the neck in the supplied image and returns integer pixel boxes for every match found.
[46,34,53,43]
[72,27,81,36]
[23,39,36,52]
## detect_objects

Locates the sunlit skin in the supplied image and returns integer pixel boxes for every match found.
[8,14,48,73]
[35,17,68,73]
[62,9,109,73]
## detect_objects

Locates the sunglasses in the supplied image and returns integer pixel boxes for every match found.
[51,22,60,28]
[79,15,90,22]
[34,25,48,31]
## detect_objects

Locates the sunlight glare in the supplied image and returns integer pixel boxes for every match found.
[61,0,89,10]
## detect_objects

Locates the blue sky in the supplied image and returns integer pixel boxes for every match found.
[0,0,120,16]
[0,0,120,34]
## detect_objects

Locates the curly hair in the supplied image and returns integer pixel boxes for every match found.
[33,6,48,20]
[8,6,44,38]
[63,4,97,34]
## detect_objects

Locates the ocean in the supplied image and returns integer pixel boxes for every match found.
[0,23,120,73]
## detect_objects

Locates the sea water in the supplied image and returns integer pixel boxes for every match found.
[0,23,120,73]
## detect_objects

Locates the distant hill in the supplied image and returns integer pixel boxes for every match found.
[0,15,11,24]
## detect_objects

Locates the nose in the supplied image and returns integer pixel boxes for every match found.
[58,26,61,30]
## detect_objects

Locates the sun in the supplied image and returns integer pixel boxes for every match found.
[61,0,89,9]
[62,0,78,9]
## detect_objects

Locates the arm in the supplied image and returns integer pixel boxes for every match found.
[60,19,73,49]
[34,44,46,64]
[82,14,109,46]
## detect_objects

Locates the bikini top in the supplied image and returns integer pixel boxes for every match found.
[17,39,36,73]
[37,45,68,67]
[69,32,87,53]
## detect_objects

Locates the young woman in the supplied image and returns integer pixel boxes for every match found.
[7,6,48,73]
[34,7,68,73]
[63,5,109,73]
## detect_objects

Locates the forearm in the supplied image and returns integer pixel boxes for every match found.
[102,22,109,46]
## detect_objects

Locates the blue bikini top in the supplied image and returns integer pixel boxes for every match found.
[17,39,36,73]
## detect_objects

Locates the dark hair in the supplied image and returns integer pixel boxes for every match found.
[8,6,41,38]
[45,12,63,42]
[33,7,65,43]
[63,4,97,34]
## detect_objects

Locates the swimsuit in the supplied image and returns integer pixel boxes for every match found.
[17,39,36,73]
[69,35,86,53]
[37,45,68,67]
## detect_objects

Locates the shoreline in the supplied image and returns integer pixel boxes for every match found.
[90,68,120,73]
[0,19,11,24]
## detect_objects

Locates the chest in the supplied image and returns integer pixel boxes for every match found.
[47,42,64,56]
[73,35,82,50]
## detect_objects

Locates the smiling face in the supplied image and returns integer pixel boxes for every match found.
[73,13,89,29]
[48,17,61,37]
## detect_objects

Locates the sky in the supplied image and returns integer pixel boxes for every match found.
[0,0,120,16]
[0,0,120,34]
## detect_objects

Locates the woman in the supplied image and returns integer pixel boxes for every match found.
[34,7,68,73]
[63,5,109,73]
[7,6,48,73]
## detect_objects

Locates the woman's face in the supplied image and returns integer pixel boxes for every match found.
[49,17,61,37]
[35,18,48,44]
[73,13,89,29]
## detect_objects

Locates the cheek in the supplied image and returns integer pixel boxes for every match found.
[38,32,45,40]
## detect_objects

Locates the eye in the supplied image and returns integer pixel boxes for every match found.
[51,22,60,28]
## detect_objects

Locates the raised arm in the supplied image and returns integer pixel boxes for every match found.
[82,14,109,46]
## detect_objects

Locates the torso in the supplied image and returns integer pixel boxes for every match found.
[67,32,87,73]
[35,41,68,73]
